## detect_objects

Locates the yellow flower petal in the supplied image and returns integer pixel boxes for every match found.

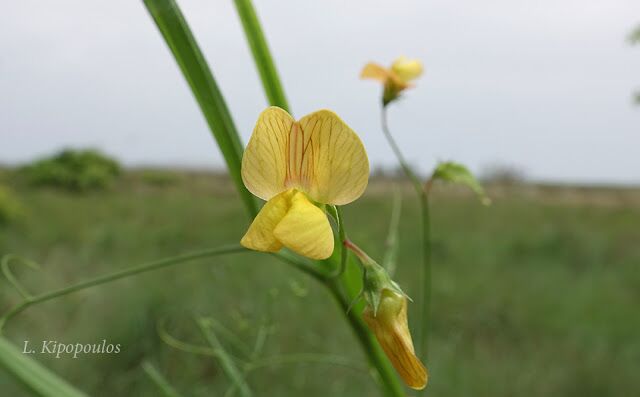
[297,110,369,205]
[240,189,294,252]
[241,107,294,201]
[363,290,428,390]
[360,62,390,83]
[242,108,369,206]
[391,56,423,83]
[273,191,334,260]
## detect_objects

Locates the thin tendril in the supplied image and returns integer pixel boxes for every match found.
[1,255,41,300]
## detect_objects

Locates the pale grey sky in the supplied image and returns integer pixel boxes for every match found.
[1,0,639,184]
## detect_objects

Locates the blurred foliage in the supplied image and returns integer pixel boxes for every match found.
[139,170,182,187]
[20,149,121,192]
[0,185,24,225]
[1,171,638,396]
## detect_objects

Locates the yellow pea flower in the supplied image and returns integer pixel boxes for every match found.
[360,56,423,105]
[363,289,428,390]
[240,107,370,260]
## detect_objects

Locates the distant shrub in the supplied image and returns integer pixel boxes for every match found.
[21,149,121,191]
[0,185,24,225]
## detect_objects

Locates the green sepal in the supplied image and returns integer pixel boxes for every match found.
[361,260,408,316]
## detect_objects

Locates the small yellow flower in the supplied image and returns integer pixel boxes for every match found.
[363,289,428,390]
[241,107,369,260]
[360,56,423,105]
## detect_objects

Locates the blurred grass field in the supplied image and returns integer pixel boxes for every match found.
[1,170,639,396]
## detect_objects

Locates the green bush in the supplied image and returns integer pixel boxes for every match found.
[0,185,24,225]
[21,149,121,191]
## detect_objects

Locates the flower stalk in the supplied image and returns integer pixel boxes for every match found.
[380,106,433,364]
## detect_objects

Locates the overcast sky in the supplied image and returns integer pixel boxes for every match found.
[1,0,639,184]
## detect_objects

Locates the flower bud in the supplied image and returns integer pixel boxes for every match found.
[363,289,428,390]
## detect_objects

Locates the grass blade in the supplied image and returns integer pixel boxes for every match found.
[196,318,253,397]
[144,0,258,218]
[142,361,184,397]
[0,337,87,397]
[233,0,289,111]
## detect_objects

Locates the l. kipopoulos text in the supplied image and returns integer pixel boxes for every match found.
[22,339,121,358]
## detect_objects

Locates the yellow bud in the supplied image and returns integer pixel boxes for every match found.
[363,290,428,390]
[391,56,423,83]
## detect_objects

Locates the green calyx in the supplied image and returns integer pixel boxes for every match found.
[382,84,400,106]
[361,259,408,317]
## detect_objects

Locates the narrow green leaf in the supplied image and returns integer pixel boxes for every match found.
[233,0,289,111]
[0,337,87,397]
[432,161,491,205]
[142,361,184,397]
[143,0,258,218]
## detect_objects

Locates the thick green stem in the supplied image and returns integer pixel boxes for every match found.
[380,106,432,366]
[0,245,246,333]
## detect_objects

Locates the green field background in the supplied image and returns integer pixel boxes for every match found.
[1,171,638,396]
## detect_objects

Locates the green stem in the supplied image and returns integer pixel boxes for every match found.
[380,106,432,365]
[327,206,348,279]
[232,0,289,111]
[380,107,423,193]
[0,245,246,333]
